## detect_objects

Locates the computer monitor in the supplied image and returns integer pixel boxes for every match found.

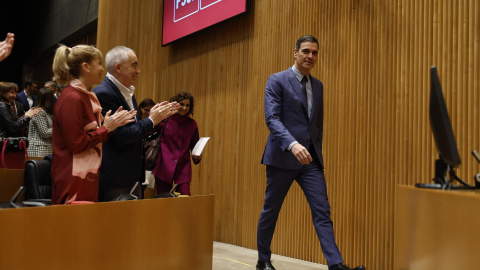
[429,66,461,167]
[416,66,475,189]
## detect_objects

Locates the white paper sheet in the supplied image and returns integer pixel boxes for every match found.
[192,137,210,156]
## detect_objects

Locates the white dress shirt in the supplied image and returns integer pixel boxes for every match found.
[106,72,135,110]
[105,72,154,126]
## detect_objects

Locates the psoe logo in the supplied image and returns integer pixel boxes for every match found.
[173,0,222,22]
[200,0,222,10]
[174,0,199,22]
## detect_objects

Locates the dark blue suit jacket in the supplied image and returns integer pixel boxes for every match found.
[16,91,36,110]
[261,68,324,170]
[93,77,154,198]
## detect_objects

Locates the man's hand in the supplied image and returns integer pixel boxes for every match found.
[291,143,312,165]
[149,101,180,125]
[103,106,137,132]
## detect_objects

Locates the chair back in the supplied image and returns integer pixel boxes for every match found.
[24,159,52,200]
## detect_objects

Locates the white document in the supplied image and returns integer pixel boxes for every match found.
[192,137,210,156]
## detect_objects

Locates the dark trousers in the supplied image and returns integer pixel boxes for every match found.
[257,158,343,266]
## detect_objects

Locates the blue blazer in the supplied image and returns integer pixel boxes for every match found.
[93,77,154,195]
[261,68,324,170]
[16,91,36,110]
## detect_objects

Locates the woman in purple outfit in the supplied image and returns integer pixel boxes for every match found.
[152,91,201,196]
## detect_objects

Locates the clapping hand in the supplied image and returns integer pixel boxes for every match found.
[149,101,180,125]
[0,33,14,62]
[103,106,137,132]
[24,107,42,118]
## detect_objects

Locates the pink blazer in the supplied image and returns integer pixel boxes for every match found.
[152,114,200,184]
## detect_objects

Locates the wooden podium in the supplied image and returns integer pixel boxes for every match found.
[0,169,24,201]
[394,186,480,270]
[0,195,214,270]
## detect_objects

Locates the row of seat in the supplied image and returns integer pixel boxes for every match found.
[24,158,52,201]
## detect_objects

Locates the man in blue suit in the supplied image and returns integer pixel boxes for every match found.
[93,46,178,201]
[17,80,38,110]
[257,36,365,270]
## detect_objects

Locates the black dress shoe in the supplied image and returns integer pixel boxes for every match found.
[256,260,276,270]
[329,263,366,270]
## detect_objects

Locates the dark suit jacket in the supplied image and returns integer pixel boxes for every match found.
[93,77,154,199]
[261,67,324,170]
[17,91,36,110]
[14,101,25,118]
[0,101,30,137]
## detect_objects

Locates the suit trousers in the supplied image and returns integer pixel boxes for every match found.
[257,159,343,266]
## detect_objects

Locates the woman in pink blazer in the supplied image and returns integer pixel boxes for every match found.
[152,91,201,196]
[51,44,136,204]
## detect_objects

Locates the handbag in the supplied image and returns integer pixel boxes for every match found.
[144,117,169,171]
[0,137,29,169]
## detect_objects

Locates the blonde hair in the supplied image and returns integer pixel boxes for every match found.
[52,44,102,84]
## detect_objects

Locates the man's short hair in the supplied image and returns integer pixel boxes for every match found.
[24,80,39,88]
[105,46,135,74]
[295,35,319,51]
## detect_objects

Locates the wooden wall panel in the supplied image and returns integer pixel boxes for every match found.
[97,0,480,269]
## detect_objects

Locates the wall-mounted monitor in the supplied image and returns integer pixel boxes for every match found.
[162,0,248,46]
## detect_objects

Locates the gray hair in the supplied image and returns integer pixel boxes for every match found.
[105,46,135,74]
[45,81,56,88]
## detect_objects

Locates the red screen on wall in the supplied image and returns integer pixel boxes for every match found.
[162,0,247,46]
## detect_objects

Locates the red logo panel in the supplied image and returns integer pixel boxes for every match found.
[201,0,221,10]
[174,0,199,22]
[163,0,247,45]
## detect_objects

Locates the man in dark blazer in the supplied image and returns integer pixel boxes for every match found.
[257,36,366,270]
[16,80,38,110]
[44,81,58,103]
[93,46,178,201]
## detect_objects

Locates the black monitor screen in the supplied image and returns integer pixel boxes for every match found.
[429,66,461,167]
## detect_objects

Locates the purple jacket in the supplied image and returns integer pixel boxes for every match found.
[152,114,200,184]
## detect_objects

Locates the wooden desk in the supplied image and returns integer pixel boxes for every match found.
[0,157,44,201]
[0,169,24,201]
[0,195,214,270]
[394,186,480,270]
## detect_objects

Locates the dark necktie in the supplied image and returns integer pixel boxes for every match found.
[301,76,308,99]
[9,102,17,115]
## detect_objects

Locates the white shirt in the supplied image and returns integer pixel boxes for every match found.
[106,72,135,110]
[23,90,34,108]
[105,72,154,126]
